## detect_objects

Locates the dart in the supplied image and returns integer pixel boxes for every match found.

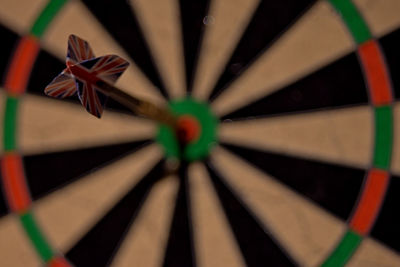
[44,34,176,127]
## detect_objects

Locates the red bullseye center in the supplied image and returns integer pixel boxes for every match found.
[176,115,201,144]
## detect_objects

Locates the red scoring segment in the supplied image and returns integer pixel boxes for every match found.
[1,153,31,213]
[350,168,390,235]
[349,40,393,236]
[358,40,393,105]
[4,36,39,95]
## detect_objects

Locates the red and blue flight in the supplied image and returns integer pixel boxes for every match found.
[45,34,129,118]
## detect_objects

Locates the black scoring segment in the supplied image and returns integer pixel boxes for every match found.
[0,23,20,86]
[221,53,368,121]
[24,140,152,200]
[0,162,9,217]
[163,162,196,267]
[81,0,169,98]
[379,28,400,100]
[204,160,296,267]
[178,0,210,94]
[220,143,365,220]
[370,175,400,252]
[208,0,317,101]
[66,159,166,267]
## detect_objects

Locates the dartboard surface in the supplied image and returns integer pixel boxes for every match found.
[0,0,400,266]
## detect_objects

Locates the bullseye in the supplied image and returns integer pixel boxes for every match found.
[176,115,201,144]
[157,98,218,161]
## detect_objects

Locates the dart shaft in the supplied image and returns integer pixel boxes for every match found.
[96,80,176,126]
[68,64,176,126]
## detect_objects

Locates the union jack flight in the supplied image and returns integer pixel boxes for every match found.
[44,34,129,118]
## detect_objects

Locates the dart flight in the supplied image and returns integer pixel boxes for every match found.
[45,34,129,118]
[44,34,176,127]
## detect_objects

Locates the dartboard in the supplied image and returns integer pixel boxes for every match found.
[1,0,400,266]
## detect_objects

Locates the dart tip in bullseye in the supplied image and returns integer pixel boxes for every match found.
[176,115,201,144]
